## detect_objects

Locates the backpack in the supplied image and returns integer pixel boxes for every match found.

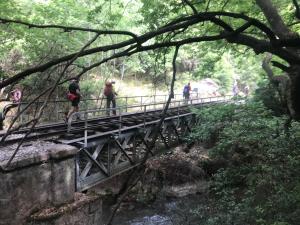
[67,92,78,101]
[183,85,189,94]
[104,84,113,96]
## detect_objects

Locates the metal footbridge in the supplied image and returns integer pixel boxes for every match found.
[0,93,231,191]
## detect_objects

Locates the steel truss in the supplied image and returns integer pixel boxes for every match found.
[75,113,195,191]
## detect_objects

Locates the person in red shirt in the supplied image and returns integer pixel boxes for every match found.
[66,79,81,121]
[103,81,117,116]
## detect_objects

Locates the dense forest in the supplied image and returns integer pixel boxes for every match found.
[1,0,298,103]
[0,0,300,225]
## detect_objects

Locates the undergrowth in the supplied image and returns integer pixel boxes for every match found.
[189,101,300,225]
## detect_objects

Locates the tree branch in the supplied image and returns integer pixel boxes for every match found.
[221,0,231,11]
[5,34,100,166]
[205,0,211,12]
[105,46,180,225]
[0,11,298,89]
[0,15,204,89]
[262,53,275,80]
[225,33,300,64]
[182,0,198,15]
[0,17,138,40]
[271,61,290,72]
[262,53,295,118]
[256,0,297,38]
[292,0,300,20]
[1,34,100,152]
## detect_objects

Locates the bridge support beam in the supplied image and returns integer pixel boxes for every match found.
[0,142,102,225]
[75,114,196,191]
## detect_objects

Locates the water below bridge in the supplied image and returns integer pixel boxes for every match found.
[104,193,208,225]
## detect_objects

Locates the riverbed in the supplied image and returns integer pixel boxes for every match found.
[105,193,212,225]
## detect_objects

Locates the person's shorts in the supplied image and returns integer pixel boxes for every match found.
[71,97,80,107]
[184,93,190,99]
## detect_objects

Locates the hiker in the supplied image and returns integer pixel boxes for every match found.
[0,87,22,129]
[244,85,249,97]
[2,87,22,119]
[183,82,191,104]
[232,80,239,96]
[66,79,81,121]
[104,81,117,116]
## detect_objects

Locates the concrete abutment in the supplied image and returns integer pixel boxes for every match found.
[0,142,103,225]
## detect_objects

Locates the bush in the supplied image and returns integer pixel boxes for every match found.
[253,81,286,116]
[190,101,300,225]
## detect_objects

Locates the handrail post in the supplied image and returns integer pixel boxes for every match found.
[143,105,146,129]
[118,107,122,136]
[125,96,128,113]
[107,141,111,176]
[140,96,143,111]
[55,99,59,121]
[177,104,179,125]
[84,111,88,148]
[20,103,24,124]
[67,112,75,133]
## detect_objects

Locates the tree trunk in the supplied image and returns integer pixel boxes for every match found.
[256,0,297,39]
[257,0,300,119]
[288,65,300,119]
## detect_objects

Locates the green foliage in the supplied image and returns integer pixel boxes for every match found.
[254,79,287,115]
[190,102,300,225]
[0,0,298,109]
[0,0,281,95]
[189,103,237,145]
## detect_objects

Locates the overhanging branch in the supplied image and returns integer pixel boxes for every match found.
[182,0,198,15]
[271,61,290,72]
[105,45,180,225]
[1,11,299,89]
[292,0,300,20]
[0,17,138,40]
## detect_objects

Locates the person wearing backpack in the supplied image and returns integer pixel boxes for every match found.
[183,82,191,104]
[1,86,22,129]
[104,81,117,116]
[3,87,22,115]
[66,79,81,121]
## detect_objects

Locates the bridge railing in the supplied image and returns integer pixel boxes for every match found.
[3,92,219,124]
[67,95,232,145]
[68,94,231,122]
[72,95,231,190]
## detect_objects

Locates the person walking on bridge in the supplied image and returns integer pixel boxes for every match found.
[66,79,81,122]
[183,82,191,104]
[104,81,117,116]
[0,86,22,129]
[4,87,22,114]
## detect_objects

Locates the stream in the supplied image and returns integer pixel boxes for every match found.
[104,193,210,225]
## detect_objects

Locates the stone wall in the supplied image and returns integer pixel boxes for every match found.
[26,193,102,225]
[0,142,102,225]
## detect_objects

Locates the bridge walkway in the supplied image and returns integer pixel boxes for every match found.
[0,94,231,191]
